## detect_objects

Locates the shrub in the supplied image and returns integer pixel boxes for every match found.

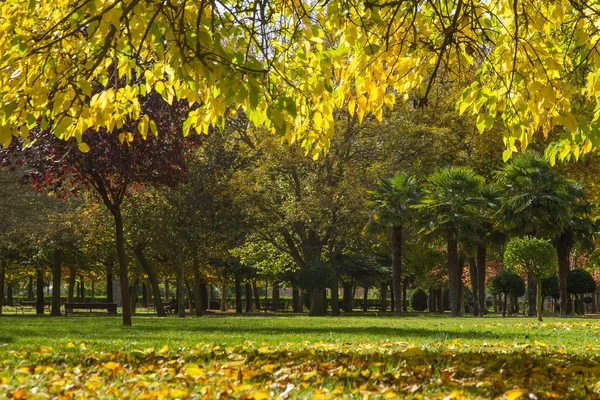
[542,275,559,300]
[410,288,428,311]
[490,271,525,317]
[567,269,596,296]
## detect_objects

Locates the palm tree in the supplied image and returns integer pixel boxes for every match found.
[419,166,485,316]
[496,151,593,316]
[365,174,421,316]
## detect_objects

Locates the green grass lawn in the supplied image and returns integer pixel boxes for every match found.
[2,313,600,398]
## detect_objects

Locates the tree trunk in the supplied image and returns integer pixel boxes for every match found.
[428,288,435,312]
[592,291,597,314]
[235,274,243,314]
[536,278,543,321]
[252,281,261,310]
[185,279,193,313]
[0,262,5,314]
[555,232,571,317]
[468,257,479,317]
[221,281,227,312]
[362,286,369,312]
[192,250,203,317]
[503,293,507,317]
[36,267,44,315]
[200,282,208,312]
[141,282,148,308]
[112,209,131,326]
[343,281,353,312]
[391,225,403,316]
[292,285,301,313]
[176,240,185,318]
[477,243,486,317]
[310,288,327,316]
[81,275,86,302]
[272,281,280,310]
[28,276,34,301]
[329,250,340,316]
[527,274,537,317]
[130,278,139,314]
[51,248,62,316]
[437,289,444,313]
[133,245,166,317]
[380,282,387,312]
[390,286,394,312]
[403,280,408,312]
[106,260,114,303]
[245,283,253,313]
[7,284,13,307]
[447,231,460,316]
[165,280,170,304]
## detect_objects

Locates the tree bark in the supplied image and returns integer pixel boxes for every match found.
[130,278,139,314]
[428,288,435,312]
[380,281,387,312]
[221,281,227,312]
[292,285,301,313]
[468,257,478,317]
[0,262,5,314]
[141,281,148,308]
[51,248,62,316]
[343,281,353,312]
[113,209,131,326]
[527,274,537,317]
[28,276,34,301]
[403,280,408,312]
[245,283,253,313]
[476,243,486,317]
[252,280,261,310]
[133,245,166,317]
[362,286,369,312]
[81,275,86,303]
[176,240,185,318]
[185,279,193,313]
[106,260,114,303]
[536,278,543,321]
[272,281,280,310]
[192,249,203,317]
[447,231,460,316]
[503,293,507,317]
[165,280,170,304]
[437,289,444,313]
[36,267,44,315]
[235,274,243,313]
[555,232,571,317]
[391,225,403,316]
[329,250,340,316]
[310,288,327,316]
[7,284,13,306]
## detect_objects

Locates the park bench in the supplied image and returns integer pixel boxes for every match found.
[64,302,117,315]
[263,301,289,312]
[16,300,51,314]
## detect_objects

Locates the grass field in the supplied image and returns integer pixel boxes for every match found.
[1,313,600,398]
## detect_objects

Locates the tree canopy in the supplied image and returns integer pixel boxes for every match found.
[2,1,600,158]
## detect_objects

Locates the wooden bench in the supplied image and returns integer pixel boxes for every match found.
[64,302,117,315]
[16,300,51,314]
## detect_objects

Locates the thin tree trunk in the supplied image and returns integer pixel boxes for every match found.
[200,282,208,312]
[51,248,62,316]
[390,285,394,312]
[555,233,571,317]
[81,275,86,303]
[185,279,193,313]
[329,249,340,316]
[0,262,5,314]
[7,284,13,306]
[235,274,243,314]
[403,280,408,312]
[272,281,280,310]
[528,274,537,317]
[477,243,486,317]
[391,225,402,316]
[469,257,478,317]
[592,291,597,314]
[503,293,507,317]
[112,209,131,326]
[252,280,261,310]
[380,281,387,312]
[142,282,148,308]
[176,240,185,318]
[292,285,301,313]
[133,245,166,317]
[28,277,34,301]
[130,278,139,314]
[36,267,44,315]
[362,286,369,312]
[192,249,203,317]
[447,231,460,316]
[245,283,253,313]
[106,259,114,303]
[428,288,435,312]
[221,281,227,312]
[437,289,444,313]
[536,278,543,321]
[165,280,170,304]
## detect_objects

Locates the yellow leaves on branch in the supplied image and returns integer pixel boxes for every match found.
[1,0,600,158]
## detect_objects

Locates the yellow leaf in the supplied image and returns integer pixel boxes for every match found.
[66,342,76,349]
[103,361,119,370]
[534,341,549,348]
[402,347,423,357]
[262,364,277,372]
[78,142,90,153]
[504,388,528,400]
[159,344,169,354]
[184,363,204,378]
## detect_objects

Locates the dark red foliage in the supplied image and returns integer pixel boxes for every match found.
[1,92,200,205]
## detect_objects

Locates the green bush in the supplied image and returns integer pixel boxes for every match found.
[410,288,428,311]
[567,269,596,296]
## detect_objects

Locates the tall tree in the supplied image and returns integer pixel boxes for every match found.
[365,174,421,316]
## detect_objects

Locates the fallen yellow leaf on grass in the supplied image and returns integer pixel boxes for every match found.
[184,363,204,378]
[103,361,119,370]
[504,388,527,400]
[534,341,548,348]
[159,344,169,354]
